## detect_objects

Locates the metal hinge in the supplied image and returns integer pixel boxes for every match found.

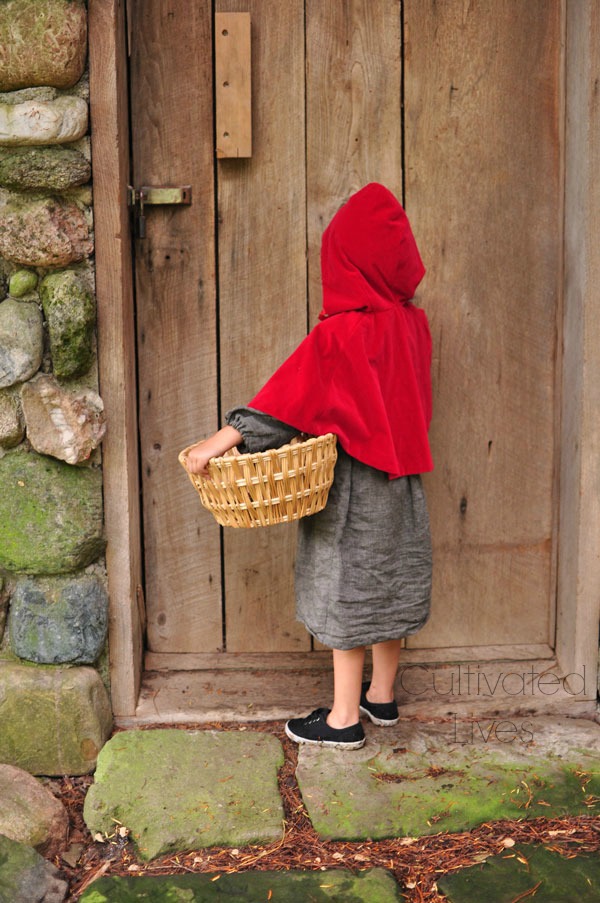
[128,185,192,239]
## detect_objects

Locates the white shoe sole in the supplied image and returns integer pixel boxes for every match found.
[284,723,366,749]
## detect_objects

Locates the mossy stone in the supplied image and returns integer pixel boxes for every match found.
[40,270,95,379]
[438,843,600,903]
[84,730,285,861]
[8,268,37,298]
[80,869,402,902]
[0,0,87,92]
[0,833,68,902]
[0,663,112,775]
[9,575,109,664]
[0,448,104,574]
[0,147,91,191]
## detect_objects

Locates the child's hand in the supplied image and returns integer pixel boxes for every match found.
[185,441,216,478]
[183,425,243,478]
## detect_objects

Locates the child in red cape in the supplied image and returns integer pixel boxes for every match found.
[185,183,433,749]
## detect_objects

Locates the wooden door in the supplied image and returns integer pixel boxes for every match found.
[129,0,563,664]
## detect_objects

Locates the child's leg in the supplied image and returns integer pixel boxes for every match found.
[327,646,366,729]
[367,638,403,703]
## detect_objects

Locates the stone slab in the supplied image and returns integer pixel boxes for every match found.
[438,843,600,903]
[295,716,600,840]
[79,868,401,902]
[83,729,285,861]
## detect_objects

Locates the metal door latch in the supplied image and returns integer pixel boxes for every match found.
[128,185,192,238]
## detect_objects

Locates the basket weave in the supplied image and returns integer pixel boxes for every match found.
[179,433,337,528]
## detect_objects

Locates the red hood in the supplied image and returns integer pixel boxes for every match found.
[320,183,426,317]
[249,184,433,479]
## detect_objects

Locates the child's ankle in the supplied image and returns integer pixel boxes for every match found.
[327,708,359,729]
[366,681,395,704]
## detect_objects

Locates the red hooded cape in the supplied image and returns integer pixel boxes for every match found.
[249,183,433,479]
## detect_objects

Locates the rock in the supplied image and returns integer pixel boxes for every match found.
[0,87,58,105]
[40,270,95,378]
[22,375,106,465]
[0,448,105,574]
[9,575,109,665]
[0,578,8,644]
[80,870,401,903]
[0,663,112,775]
[8,269,37,298]
[0,96,88,146]
[0,0,87,92]
[0,256,9,301]
[0,147,91,192]
[0,764,68,857]
[0,834,67,903]
[0,387,25,448]
[0,299,43,388]
[0,191,92,267]
[84,730,285,861]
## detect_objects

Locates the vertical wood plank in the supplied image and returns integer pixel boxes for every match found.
[88,0,143,715]
[131,1,222,652]
[306,0,403,324]
[404,0,563,647]
[217,0,309,653]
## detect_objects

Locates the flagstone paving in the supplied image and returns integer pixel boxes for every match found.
[78,868,401,902]
[438,842,600,903]
[295,716,600,840]
[83,729,284,861]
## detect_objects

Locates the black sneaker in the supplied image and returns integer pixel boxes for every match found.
[359,681,399,726]
[285,707,366,749]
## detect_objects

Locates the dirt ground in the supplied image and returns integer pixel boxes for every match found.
[44,721,600,902]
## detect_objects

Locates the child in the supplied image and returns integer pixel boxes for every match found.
[185,183,433,749]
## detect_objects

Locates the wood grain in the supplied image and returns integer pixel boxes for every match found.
[217,0,309,652]
[130,1,222,652]
[404,0,563,648]
[215,12,252,158]
[88,0,143,716]
[306,0,403,324]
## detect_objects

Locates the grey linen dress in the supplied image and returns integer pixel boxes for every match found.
[226,407,432,651]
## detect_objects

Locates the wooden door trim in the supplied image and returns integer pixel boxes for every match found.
[89,0,143,717]
[557,0,600,684]
[90,0,600,719]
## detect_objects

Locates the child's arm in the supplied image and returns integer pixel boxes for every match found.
[184,425,243,477]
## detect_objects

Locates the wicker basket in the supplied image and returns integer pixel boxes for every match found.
[179,433,337,528]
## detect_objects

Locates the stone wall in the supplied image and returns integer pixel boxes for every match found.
[0,0,112,776]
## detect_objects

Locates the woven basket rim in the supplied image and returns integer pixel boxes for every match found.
[178,433,337,528]
[178,431,336,469]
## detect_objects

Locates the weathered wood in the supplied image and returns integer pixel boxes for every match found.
[305,0,403,323]
[125,655,595,726]
[217,0,309,653]
[145,643,554,673]
[215,12,252,158]
[130,1,222,652]
[88,0,143,717]
[557,0,600,680]
[404,0,563,648]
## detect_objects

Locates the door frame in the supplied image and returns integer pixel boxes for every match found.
[89,0,600,719]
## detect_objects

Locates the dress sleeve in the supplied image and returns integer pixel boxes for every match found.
[225,406,299,453]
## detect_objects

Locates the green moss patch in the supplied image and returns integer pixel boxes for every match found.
[80,868,401,902]
[83,730,286,861]
[295,720,600,840]
[438,843,600,902]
